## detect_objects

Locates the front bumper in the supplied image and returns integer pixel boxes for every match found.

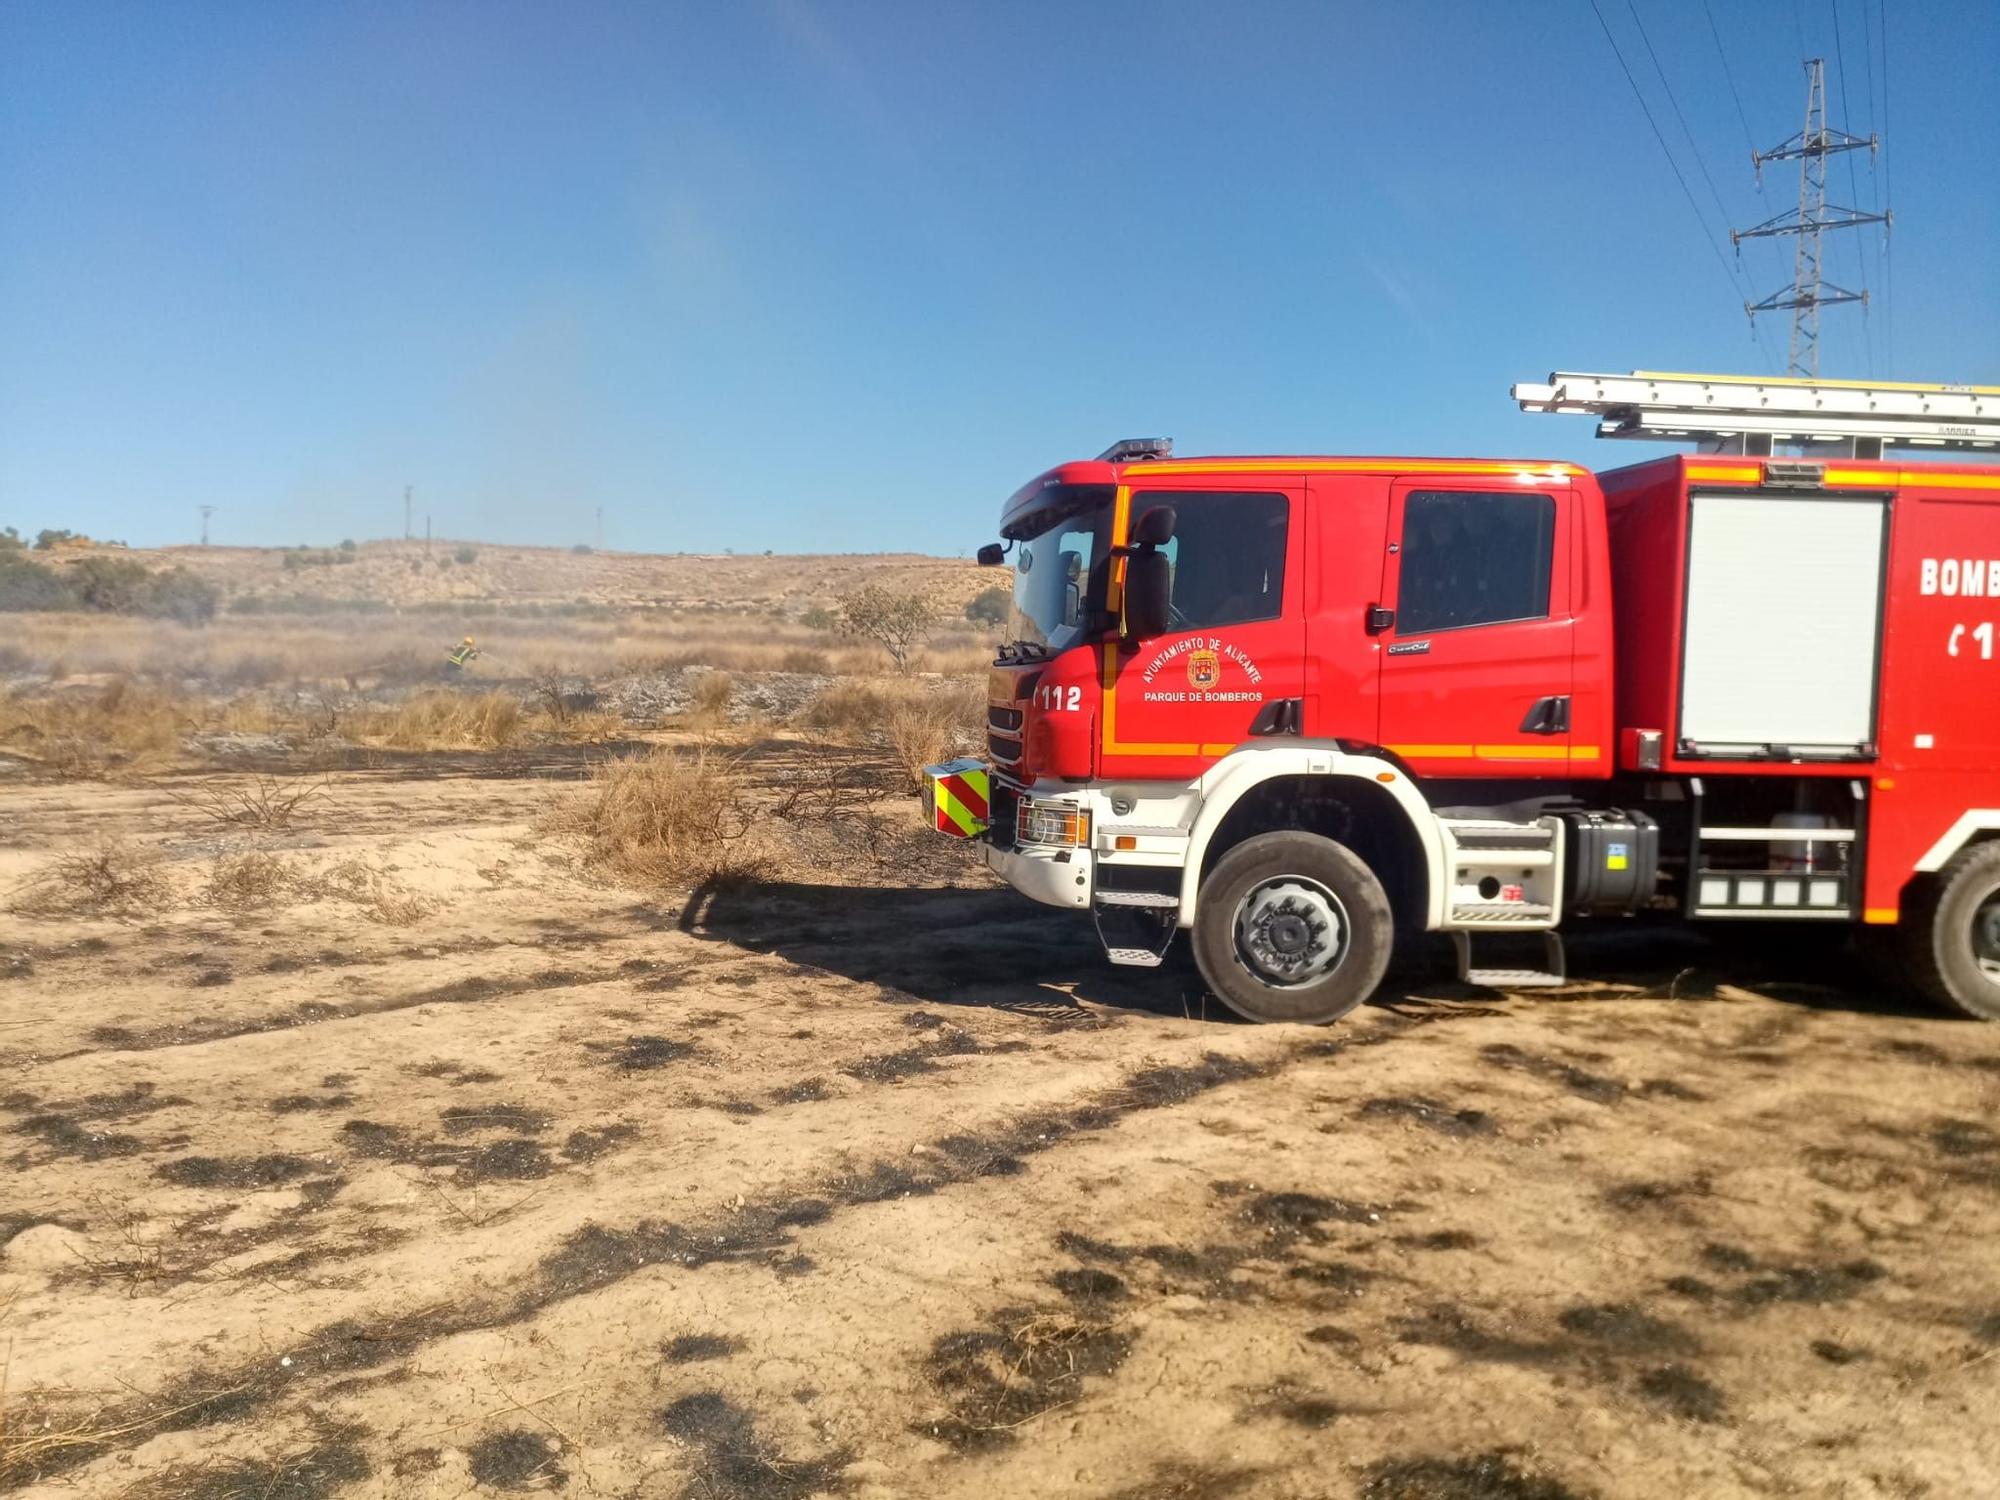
[981,840,1093,910]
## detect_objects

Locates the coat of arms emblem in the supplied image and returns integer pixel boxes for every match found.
[1187,648,1222,691]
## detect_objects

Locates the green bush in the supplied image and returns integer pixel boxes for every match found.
[454,545,478,565]
[0,550,215,622]
[964,585,1010,628]
[338,538,357,552]
[0,547,76,610]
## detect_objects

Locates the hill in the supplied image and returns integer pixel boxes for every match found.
[30,539,992,618]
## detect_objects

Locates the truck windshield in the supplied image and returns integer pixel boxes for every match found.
[1006,497,1113,653]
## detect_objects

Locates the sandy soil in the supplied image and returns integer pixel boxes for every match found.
[3,754,1997,1500]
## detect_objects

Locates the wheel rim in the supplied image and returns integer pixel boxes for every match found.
[1973,886,2000,984]
[1232,875,1348,988]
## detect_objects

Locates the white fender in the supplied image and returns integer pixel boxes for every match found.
[1177,742,1449,929]
[1916,810,2000,872]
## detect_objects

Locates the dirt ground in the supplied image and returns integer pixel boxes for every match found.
[3,751,1998,1500]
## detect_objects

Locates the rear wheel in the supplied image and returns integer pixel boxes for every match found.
[1191,832,1393,1025]
[1899,841,2000,1021]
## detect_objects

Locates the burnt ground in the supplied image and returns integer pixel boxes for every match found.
[1,761,1997,1499]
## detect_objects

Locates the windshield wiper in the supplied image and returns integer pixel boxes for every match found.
[997,639,1051,663]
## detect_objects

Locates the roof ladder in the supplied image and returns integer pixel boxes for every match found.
[1512,369,2000,459]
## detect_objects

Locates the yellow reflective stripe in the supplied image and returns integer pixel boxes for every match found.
[934,782,981,835]
[1864,906,1899,924]
[1637,369,2000,396]
[1689,463,2000,492]
[1387,744,1604,762]
[1894,471,2000,491]
[1129,459,1582,479]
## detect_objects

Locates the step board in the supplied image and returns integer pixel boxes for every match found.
[1094,890,1179,909]
[1451,930,1566,991]
[1463,966,1568,989]
[1104,947,1166,968]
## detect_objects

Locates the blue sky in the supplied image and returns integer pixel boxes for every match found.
[2,1,1993,553]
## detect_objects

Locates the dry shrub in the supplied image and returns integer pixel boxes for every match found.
[799,680,901,736]
[0,681,186,777]
[544,709,626,743]
[170,775,328,831]
[778,647,830,674]
[688,671,733,726]
[204,851,299,911]
[888,696,976,791]
[201,850,429,921]
[797,677,982,788]
[549,748,765,886]
[9,839,174,917]
[314,856,433,924]
[359,690,523,749]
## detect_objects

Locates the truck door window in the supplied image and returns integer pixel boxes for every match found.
[1397,490,1555,634]
[1131,490,1287,629]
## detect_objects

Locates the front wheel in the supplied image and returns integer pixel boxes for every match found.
[1190,831,1394,1025]
[1900,842,2000,1021]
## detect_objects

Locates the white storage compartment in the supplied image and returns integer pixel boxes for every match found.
[1678,491,1888,757]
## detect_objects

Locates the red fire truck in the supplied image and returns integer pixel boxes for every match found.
[924,371,2000,1025]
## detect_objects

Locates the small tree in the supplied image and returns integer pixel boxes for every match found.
[800,605,836,632]
[835,585,936,671]
[964,585,1010,630]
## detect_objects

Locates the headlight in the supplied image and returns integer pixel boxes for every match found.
[1017,800,1091,848]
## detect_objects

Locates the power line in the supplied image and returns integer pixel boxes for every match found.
[1699,0,1788,367]
[1878,0,1893,376]
[1627,2,1735,234]
[1829,0,1873,375]
[1587,0,1776,372]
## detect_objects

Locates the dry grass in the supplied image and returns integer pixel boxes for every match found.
[0,607,992,689]
[886,684,984,791]
[353,690,524,750]
[7,839,175,917]
[0,682,186,777]
[203,850,299,911]
[204,850,432,921]
[546,749,767,887]
[685,671,734,730]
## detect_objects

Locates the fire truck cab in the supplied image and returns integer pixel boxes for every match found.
[926,373,2000,1025]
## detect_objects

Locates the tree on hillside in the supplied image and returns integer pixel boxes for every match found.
[836,585,936,671]
[964,585,1009,630]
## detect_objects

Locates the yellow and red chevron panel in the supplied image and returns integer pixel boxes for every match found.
[926,758,990,838]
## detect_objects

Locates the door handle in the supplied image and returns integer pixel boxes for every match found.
[1519,695,1571,735]
[1365,605,1395,634]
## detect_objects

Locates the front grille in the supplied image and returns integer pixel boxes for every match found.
[986,780,1021,849]
[988,732,1022,764]
[988,705,1023,732]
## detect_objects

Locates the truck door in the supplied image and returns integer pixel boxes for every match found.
[1376,479,1580,777]
[1102,483,1306,780]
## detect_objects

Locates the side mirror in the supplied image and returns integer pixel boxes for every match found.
[1123,550,1172,639]
[1132,506,1176,547]
[976,542,1006,567]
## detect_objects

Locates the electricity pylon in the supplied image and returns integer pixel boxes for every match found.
[1732,58,1888,378]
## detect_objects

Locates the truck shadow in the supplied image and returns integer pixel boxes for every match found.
[677,878,1231,1024]
[678,881,1931,1026]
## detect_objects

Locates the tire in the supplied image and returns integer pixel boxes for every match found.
[1898,841,2000,1021]
[1191,831,1394,1025]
